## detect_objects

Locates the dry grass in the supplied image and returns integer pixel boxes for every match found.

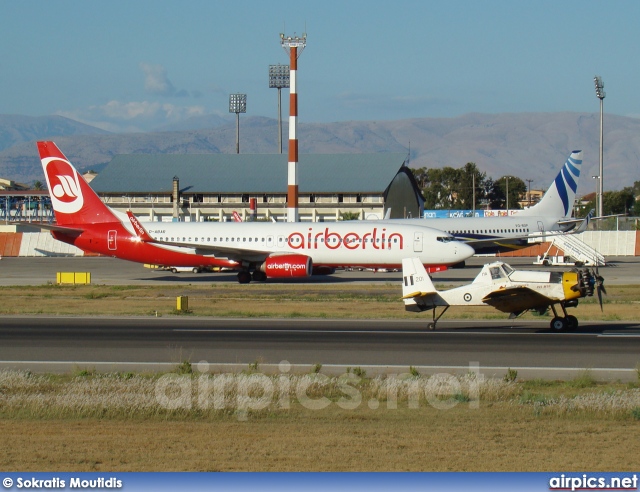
[1,370,639,471]
[0,283,637,321]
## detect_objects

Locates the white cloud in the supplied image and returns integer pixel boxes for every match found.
[140,62,179,97]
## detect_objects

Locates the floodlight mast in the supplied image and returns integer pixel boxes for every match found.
[594,76,605,219]
[229,94,247,154]
[281,32,306,222]
[269,64,290,154]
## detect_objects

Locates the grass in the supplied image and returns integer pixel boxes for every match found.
[0,283,639,321]
[0,369,639,471]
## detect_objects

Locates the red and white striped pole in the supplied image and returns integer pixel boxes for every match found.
[281,33,306,222]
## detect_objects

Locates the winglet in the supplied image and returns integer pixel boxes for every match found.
[127,211,155,242]
[401,257,438,300]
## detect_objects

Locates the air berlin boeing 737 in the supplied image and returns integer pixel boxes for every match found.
[37,141,474,283]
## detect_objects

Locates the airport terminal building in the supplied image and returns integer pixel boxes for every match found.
[89,153,424,222]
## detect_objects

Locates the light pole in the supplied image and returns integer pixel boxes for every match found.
[505,176,510,212]
[269,64,290,154]
[592,175,599,228]
[594,76,605,218]
[526,179,533,208]
[229,93,247,154]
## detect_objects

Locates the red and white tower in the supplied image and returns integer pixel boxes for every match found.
[280,32,306,222]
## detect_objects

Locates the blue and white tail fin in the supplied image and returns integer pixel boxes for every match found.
[516,151,582,218]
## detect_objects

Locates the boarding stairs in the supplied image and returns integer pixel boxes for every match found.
[529,232,606,267]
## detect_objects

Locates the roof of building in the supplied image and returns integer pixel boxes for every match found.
[89,153,408,194]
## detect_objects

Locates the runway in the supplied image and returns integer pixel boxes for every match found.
[1,316,639,380]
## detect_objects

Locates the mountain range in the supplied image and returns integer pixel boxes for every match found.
[1,112,639,192]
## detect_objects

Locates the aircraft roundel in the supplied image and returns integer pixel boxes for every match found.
[42,157,84,214]
[463,293,472,302]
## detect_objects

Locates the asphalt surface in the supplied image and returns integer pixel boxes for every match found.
[0,256,639,379]
[0,316,639,380]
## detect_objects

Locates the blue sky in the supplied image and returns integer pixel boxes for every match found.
[1,0,639,132]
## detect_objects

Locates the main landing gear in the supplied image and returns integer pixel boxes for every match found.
[236,270,268,284]
[548,303,578,332]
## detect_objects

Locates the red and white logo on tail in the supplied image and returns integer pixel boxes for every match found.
[42,156,84,214]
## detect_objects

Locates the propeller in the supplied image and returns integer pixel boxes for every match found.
[594,263,606,311]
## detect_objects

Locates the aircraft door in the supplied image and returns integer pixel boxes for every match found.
[537,221,545,232]
[267,236,274,248]
[413,232,423,252]
[277,235,286,249]
[107,230,117,250]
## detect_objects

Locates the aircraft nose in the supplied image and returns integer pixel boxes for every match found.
[458,241,475,260]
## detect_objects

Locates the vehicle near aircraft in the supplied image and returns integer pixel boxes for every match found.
[401,257,605,332]
[379,151,588,255]
[34,141,474,283]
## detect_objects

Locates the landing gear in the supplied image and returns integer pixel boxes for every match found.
[424,306,449,331]
[237,269,268,283]
[549,316,567,332]
[237,271,251,284]
[252,270,267,282]
[549,303,579,332]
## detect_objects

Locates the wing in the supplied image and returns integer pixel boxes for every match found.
[125,211,272,262]
[153,239,273,262]
[481,286,552,313]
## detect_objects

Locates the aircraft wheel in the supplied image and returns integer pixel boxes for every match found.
[542,259,550,266]
[427,322,436,331]
[237,271,252,284]
[252,271,267,282]
[565,315,578,331]
[171,268,178,274]
[550,316,567,332]
[192,267,201,274]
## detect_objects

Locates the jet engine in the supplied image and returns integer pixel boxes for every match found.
[260,254,313,278]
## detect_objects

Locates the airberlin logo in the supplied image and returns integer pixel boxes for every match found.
[287,227,403,251]
[43,157,84,214]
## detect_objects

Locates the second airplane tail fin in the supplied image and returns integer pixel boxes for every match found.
[38,141,118,226]
[517,150,583,218]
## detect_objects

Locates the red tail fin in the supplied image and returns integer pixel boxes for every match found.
[38,141,117,226]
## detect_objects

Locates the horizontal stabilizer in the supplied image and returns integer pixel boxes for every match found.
[9,221,84,236]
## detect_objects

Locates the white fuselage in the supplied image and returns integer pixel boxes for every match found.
[121,214,474,269]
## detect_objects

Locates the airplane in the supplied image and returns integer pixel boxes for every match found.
[35,141,475,283]
[401,257,605,332]
[378,151,589,255]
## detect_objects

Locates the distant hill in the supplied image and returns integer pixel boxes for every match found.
[0,114,110,152]
[1,112,639,191]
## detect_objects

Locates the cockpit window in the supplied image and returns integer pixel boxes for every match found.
[502,264,514,276]
[437,236,454,243]
[490,267,504,280]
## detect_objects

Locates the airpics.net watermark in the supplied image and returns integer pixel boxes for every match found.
[154,361,485,420]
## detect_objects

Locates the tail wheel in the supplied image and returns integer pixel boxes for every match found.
[550,316,567,332]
